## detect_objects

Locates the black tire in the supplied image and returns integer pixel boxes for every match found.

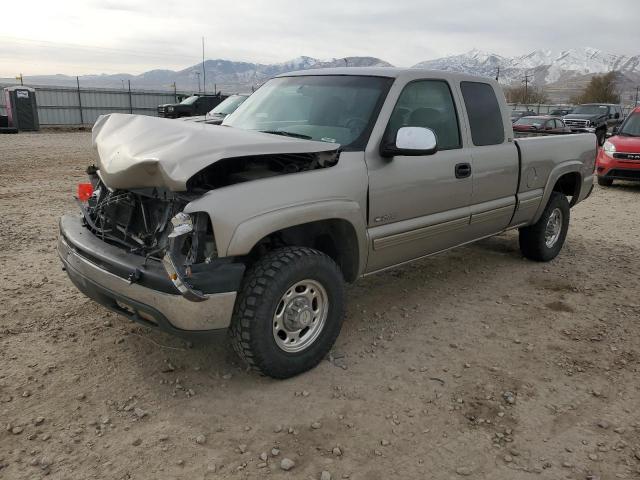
[519,192,570,262]
[229,246,345,379]
[597,177,613,187]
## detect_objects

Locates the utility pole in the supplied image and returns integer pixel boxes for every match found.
[195,71,201,93]
[127,80,133,114]
[495,66,500,82]
[76,76,84,125]
[202,37,206,94]
[522,73,533,104]
[171,82,177,102]
[344,58,348,67]
[16,73,23,85]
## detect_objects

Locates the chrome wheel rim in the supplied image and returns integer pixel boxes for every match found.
[272,279,328,353]
[545,208,563,248]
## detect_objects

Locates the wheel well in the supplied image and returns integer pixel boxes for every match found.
[248,219,360,282]
[553,172,581,206]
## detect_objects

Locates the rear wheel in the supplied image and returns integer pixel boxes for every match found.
[519,192,570,262]
[597,177,613,187]
[229,247,345,379]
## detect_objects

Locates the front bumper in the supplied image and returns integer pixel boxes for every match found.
[596,150,640,182]
[58,215,243,337]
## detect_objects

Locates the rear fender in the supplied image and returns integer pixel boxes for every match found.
[532,161,583,224]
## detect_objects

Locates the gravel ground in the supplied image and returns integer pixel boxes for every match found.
[1,131,639,480]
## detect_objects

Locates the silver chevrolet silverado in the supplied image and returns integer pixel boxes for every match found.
[58,68,596,378]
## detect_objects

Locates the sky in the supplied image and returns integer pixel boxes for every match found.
[1,0,639,76]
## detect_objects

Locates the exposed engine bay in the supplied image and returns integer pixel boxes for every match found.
[186,151,340,191]
[80,167,215,264]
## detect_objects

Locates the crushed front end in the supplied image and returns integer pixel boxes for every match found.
[57,167,245,335]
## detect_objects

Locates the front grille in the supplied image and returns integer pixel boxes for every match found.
[564,119,589,128]
[613,152,640,161]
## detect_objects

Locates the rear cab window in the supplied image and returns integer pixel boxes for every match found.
[460,81,505,146]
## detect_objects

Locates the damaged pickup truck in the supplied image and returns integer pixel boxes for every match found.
[59,68,597,378]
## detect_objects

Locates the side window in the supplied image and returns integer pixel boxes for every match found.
[460,81,505,146]
[387,80,461,150]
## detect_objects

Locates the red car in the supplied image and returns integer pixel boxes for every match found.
[513,116,571,135]
[596,106,640,186]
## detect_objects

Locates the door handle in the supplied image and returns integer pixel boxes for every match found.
[455,163,472,179]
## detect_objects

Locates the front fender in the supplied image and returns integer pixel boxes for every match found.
[227,200,368,277]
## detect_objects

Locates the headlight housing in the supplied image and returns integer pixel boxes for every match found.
[168,106,175,112]
[603,141,616,158]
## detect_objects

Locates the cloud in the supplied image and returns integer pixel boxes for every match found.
[0,0,638,75]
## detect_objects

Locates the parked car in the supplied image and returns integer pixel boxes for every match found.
[549,108,573,116]
[563,103,624,146]
[59,68,596,378]
[181,94,249,125]
[158,94,226,118]
[513,116,571,136]
[596,106,640,186]
[510,109,537,123]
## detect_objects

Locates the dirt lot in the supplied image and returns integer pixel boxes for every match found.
[1,131,639,480]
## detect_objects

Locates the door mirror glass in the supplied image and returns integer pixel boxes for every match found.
[381,126,438,157]
[396,126,437,150]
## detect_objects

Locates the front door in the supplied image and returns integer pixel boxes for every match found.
[365,79,473,273]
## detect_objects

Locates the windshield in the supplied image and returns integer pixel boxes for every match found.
[223,75,393,149]
[515,117,545,126]
[180,95,199,105]
[572,105,609,115]
[208,95,248,116]
[618,112,640,137]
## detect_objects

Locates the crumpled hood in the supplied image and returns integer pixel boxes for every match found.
[92,113,340,191]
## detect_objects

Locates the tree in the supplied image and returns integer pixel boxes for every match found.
[504,85,549,104]
[570,71,620,104]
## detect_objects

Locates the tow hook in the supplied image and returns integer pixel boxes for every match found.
[162,253,207,302]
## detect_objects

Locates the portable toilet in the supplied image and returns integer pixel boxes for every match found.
[4,86,39,131]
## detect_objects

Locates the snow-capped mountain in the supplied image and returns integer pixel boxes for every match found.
[6,56,392,92]
[413,47,640,85]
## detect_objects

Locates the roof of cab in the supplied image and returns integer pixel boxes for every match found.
[276,67,499,85]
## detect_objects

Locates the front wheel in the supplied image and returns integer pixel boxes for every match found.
[519,192,570,262]
[229,247,345,379]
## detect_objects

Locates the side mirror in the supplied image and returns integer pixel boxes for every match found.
[614,112,620,119]
[380,127,438,157]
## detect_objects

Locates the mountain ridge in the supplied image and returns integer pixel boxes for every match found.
[2,48,637,103]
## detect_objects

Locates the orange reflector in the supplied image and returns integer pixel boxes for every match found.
[77,183,93,202]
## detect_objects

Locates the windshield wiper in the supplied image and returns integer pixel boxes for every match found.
[260,130,312,140]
